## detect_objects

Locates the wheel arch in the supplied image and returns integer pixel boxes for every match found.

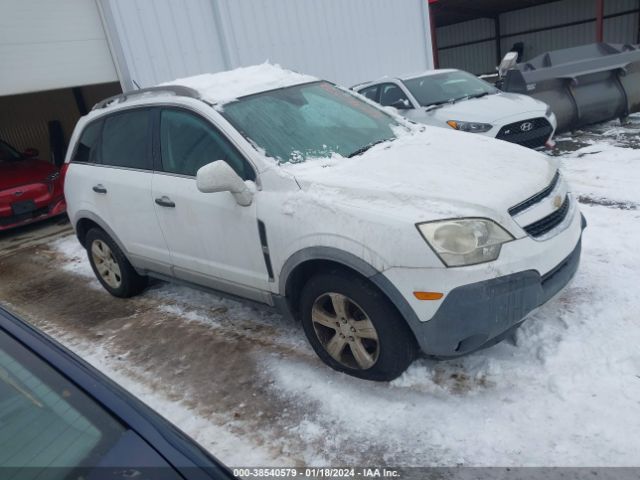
[73,210,129,257]
[277,247,423,339]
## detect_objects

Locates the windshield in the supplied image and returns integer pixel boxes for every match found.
[221,81,400,163]
[403,71,498,107]
[0,141,21,163]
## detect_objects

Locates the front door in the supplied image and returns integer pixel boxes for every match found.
[151,107,269,301]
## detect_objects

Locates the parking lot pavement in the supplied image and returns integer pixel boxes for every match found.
[1,116,639,467]
[0,215,71,259]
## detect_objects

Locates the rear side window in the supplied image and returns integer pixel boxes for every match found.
[159,109,255,180]
[71,121,102,164]
[101,110,151,170]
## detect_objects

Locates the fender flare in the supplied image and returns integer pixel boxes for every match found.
[73,210,130,257]
[277,246,423,335]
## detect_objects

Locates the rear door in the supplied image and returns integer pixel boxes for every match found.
[151,107,270,301]
[69,108,171,273]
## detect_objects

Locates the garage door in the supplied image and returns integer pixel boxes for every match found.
[0,0,118,96]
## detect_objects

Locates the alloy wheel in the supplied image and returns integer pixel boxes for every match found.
[91,239,122,289]
[311,292,380,370]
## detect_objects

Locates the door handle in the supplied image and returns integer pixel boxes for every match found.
[155,196,175,208]
[92,184,107,194]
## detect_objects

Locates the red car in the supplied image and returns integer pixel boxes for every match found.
[0,139,66,231]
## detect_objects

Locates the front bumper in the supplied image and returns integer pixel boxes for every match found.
[380,211,585,358]
[416,234,582,356]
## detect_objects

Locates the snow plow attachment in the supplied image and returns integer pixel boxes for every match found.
[499,43,640,133]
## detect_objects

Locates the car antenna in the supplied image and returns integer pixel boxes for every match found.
[132,79,142,90]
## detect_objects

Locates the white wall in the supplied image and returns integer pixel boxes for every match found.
[0,0,118,96]
[99,0,434,91]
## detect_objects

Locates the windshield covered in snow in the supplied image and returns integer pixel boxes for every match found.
[221,81,400,163]
[403,70,498,107]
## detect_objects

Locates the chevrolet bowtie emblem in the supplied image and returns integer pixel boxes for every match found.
[553,195,563,208]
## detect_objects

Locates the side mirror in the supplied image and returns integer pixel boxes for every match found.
[196,160,253,206]
[498,51,519,78]
[391,98,412,110]
[23,148,39,158]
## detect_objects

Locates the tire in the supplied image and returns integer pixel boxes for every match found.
[85,228,148,298]
[299,270,417,381]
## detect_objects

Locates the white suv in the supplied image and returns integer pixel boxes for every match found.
[353,69,557,149]
[64,64,585,381]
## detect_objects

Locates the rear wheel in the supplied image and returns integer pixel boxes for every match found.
[85,228,148,298]
[299,270,416,381]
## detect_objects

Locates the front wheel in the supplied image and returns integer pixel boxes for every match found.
[299,271,416,381]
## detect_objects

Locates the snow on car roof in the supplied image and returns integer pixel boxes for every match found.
[400,69,458,80]
[162,63,318,105]
[352,69,460,90]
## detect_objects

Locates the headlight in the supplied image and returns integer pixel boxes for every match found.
[46,172,60,182]
[446,120,493,133]
[417,218,514,267]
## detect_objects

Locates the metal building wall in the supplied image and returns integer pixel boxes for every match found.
[437,0,640,75]
[499,0,639,59]
[437,18,496,74]
[99,0,434,92]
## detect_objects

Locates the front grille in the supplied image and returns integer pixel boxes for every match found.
[496,117,553,149]
[0,207,49,227]
[522,196,570,238]
[509,171,560,216]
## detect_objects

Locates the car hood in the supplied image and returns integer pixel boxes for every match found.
[0,158,56,189]
[284,128,556,224]
[424,92,547,124]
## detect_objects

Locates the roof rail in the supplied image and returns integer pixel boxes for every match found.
[92,85,201,110]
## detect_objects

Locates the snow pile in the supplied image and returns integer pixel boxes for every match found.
[163,63,317,106]
[560,143,640,208]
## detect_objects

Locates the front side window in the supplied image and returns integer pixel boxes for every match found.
[101,110,151,170]
[159,109,254,180]
[221,81,401,163]
[403,71,498,107]
[0,330,126,475]
[379,83,411,109]
[71,120,102,164]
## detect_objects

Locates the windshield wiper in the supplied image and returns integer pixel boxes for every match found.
[468,92,490,100]
[424,103,445,112]
[449,96,469,104]
[347,139,391,158]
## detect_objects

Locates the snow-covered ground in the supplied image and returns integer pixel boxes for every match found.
[42,115,640,467]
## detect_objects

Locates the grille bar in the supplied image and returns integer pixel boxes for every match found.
[509,171,560,216]
[523,195,570,238]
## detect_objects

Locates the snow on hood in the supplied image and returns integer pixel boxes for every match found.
[162,63,317,106]
[281,127,557,222]
[428,92,548,123]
